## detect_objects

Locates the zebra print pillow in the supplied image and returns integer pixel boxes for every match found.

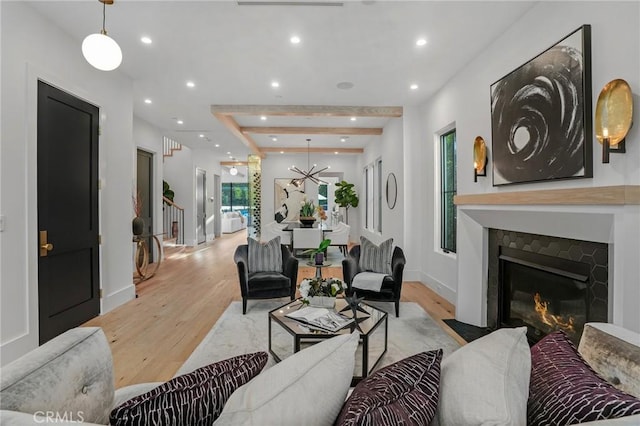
[109,352,268,426]
[248,236,282,273]
[528,331,640,425]
[358,237,393,275]
[335,350,442,426]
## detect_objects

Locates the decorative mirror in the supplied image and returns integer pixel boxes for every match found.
[386,172,397,209]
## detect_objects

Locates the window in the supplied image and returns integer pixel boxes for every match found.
[221,182,249,217]
[318,183,328,211]
[376,158,383,233]
[440,129,457,253]
[364,158,383,232]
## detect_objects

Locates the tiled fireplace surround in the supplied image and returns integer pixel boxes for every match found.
[455,200,640,334]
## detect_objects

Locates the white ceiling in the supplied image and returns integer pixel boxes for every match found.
[26,0,536,159]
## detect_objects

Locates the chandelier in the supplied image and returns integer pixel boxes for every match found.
[288,139,329,187]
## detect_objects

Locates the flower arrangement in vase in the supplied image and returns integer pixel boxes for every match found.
[299,276,345,308]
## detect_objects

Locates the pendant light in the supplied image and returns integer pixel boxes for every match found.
[229,166,239,176]
[82,0,122,71]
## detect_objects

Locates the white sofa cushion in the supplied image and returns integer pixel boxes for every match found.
[436,326,530,426]
[214,332,359,426]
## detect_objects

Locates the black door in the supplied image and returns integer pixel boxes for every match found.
[37,81,100,344]
[137,149,153,261]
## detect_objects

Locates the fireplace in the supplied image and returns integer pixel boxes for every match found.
[488,229,608,344]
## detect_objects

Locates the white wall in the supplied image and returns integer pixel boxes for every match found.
[133,117,164,259]
[406,1,640,328]
[361,118,405,249]
[260,153,362,240]
[1,2,135,364]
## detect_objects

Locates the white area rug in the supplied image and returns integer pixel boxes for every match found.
[177,298,461,376]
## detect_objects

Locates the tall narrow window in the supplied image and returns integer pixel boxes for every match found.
[364,159,383,232]
[364,166,373,230]
[440,129,457,253]
[376,158,383,232]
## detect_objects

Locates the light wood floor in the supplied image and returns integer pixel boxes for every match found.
[84,231,463,388]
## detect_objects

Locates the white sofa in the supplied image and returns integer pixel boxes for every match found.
[221,211,246,233]
[1,323,638,425]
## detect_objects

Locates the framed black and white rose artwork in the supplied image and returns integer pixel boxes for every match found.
[490,25,592,186]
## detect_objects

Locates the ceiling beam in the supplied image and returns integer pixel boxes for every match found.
[212,112,264,158]
[211,105,403,117]
[261,147,364,154]
[241,126,382,136]
[220,161,248,166]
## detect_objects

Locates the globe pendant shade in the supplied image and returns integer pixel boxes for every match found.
[82,33,122,71]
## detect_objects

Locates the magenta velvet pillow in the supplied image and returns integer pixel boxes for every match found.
[335,350,442,426]
[528,331,640,425]
[110,352,268,426]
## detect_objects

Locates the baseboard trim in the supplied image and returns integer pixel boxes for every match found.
[0,332,38,366]
[102,284,136,314]
[417,272,457,306]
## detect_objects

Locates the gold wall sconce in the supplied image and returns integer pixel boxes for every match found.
[474,136,488,182]
[595,79,633,163]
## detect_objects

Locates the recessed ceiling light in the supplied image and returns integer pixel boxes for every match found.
[228,155,233,159]
[340,136,348,142]
[199,134,204,138]
[177,119,184,125]
[410,84,419,90]
[350,117,356,121]
[215,144,220,148]
[280,151,284,154]
[271,136,278,142]
[144,99,152,104]
[271,81,280,88]
[416,38,427,46]
[334,151,339,155]
[226,152,231,155]
[260,116,267,121]
[290,35,301,44]
[141,36,152,44]
[186,81,195,88]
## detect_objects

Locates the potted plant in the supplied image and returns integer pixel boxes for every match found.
[163,180,175,204]
[299,199,316,227]
[334,180,359,224]
[303,238,331,265]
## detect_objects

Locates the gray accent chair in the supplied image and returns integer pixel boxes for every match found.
[234,244,299,314]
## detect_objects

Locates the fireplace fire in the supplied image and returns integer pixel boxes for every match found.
[488,229,609,345]
[497,246,591,344]
[533,292,576,334]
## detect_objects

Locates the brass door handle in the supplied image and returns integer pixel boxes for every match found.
[39,230,54,257]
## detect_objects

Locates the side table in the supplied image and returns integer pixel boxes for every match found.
[306,261,332,278]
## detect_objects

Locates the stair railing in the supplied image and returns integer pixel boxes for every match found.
[163,196,184,245]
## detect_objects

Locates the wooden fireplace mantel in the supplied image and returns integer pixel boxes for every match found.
[454,185,640,206]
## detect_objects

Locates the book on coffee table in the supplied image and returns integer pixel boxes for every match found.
[286,306,354,332]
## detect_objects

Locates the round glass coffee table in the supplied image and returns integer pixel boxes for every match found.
[268,298,388,386]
